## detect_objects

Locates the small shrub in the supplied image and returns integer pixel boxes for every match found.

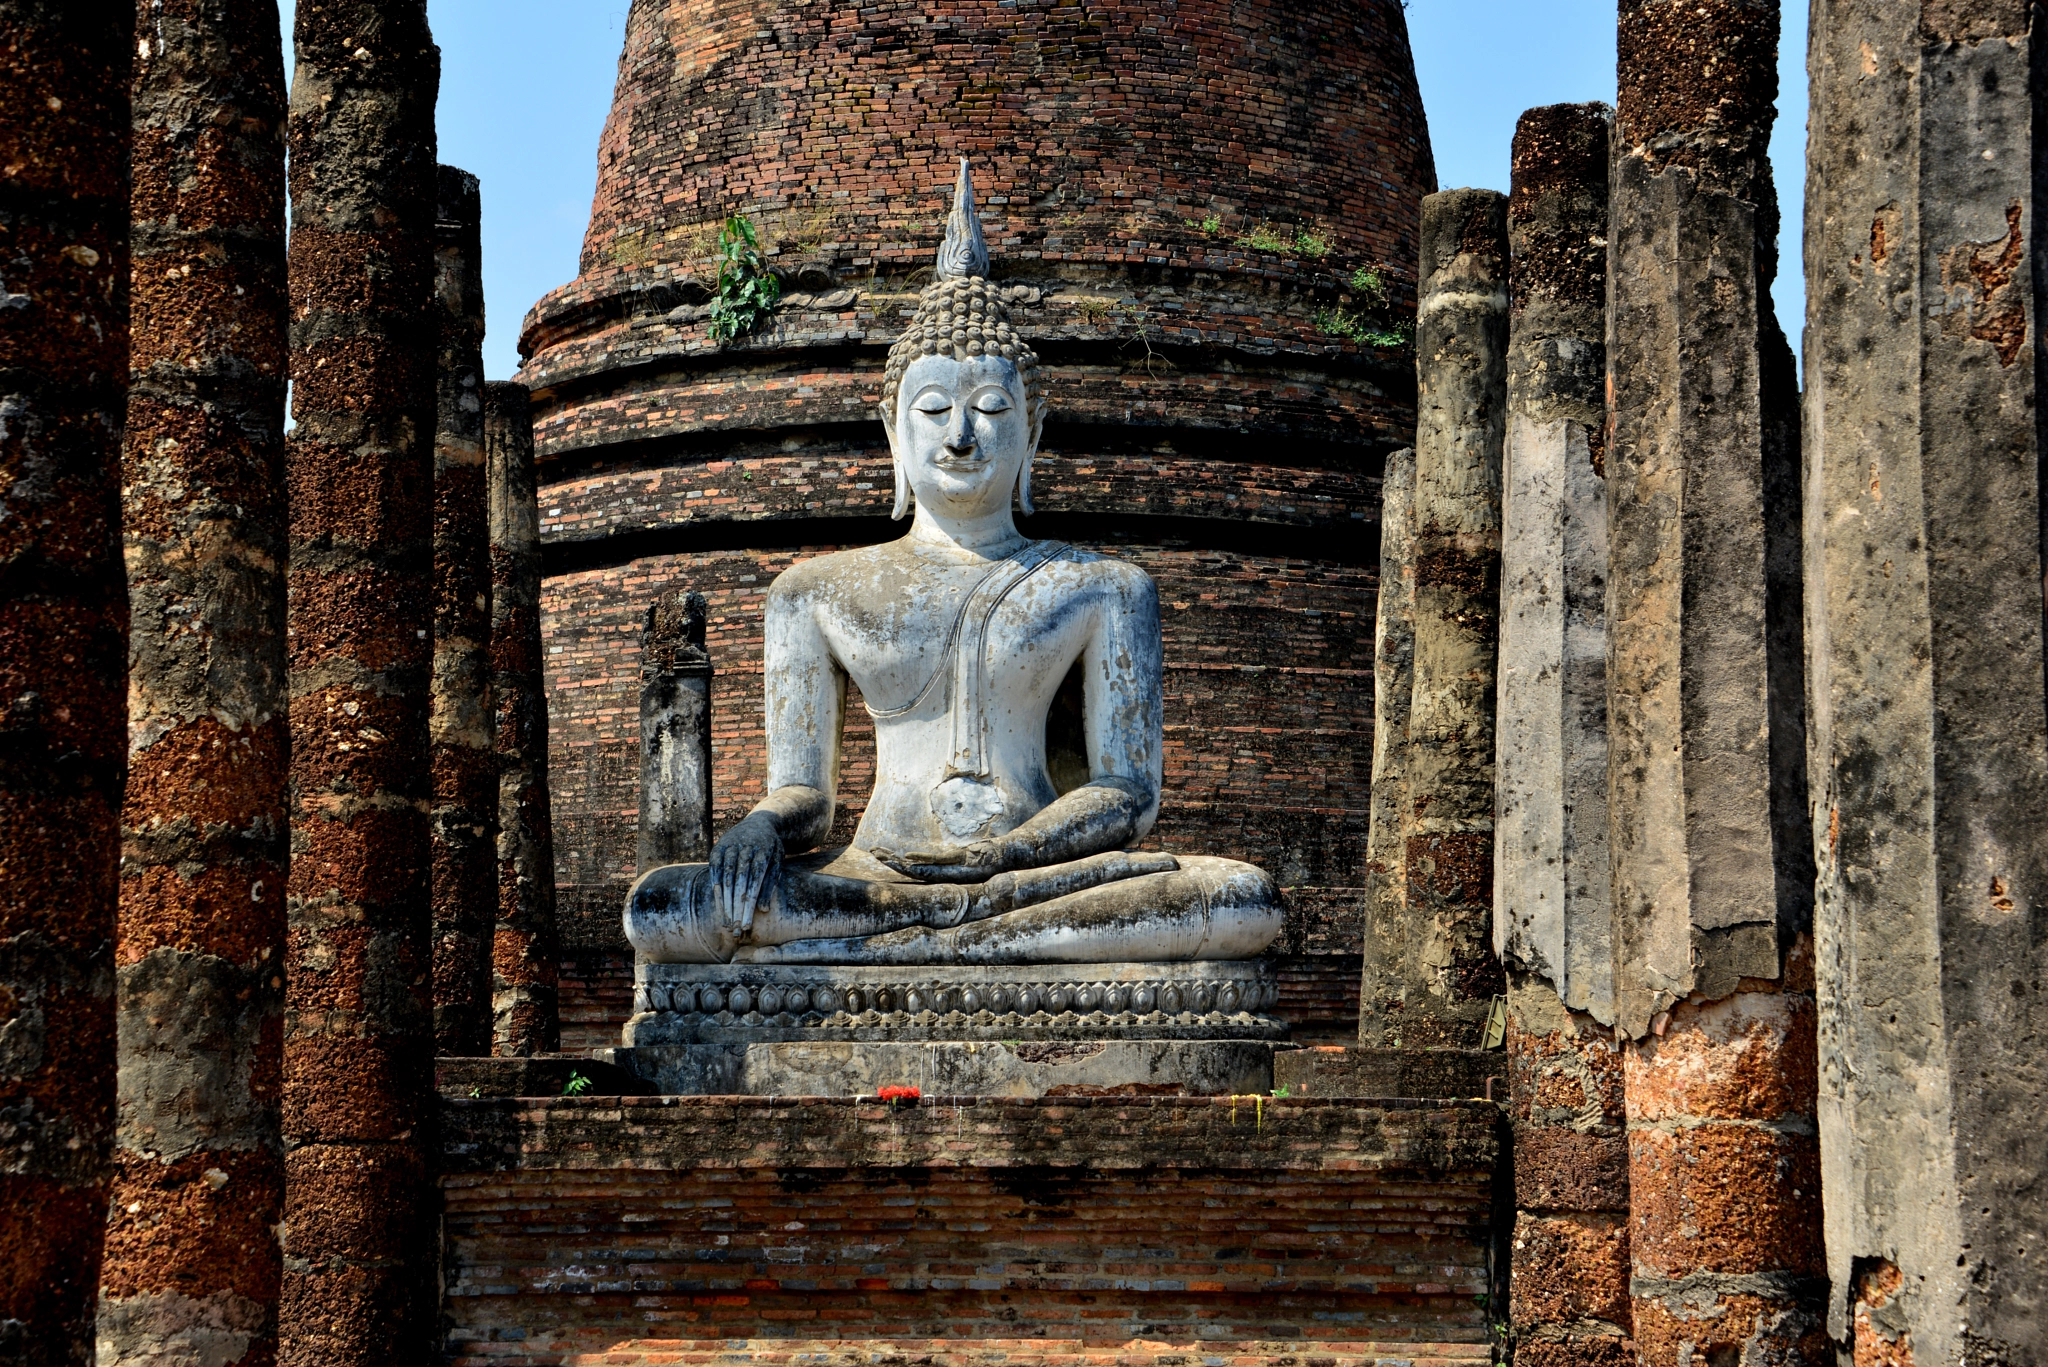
[1315,305,1413,350]
[1236,222,1294,253]
[1292,227,1330,258]
[562,1070,593,1097]
[707,213,782,343]
[1349,266,1388,306]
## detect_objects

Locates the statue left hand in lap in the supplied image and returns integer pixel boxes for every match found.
[625,162,1282,967]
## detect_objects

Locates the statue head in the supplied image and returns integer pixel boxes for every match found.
[879,160,1046,522]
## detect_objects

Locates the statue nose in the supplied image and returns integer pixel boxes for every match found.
[944,406,974,453]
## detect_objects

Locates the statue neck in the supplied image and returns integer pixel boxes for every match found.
[907,501,1029,557]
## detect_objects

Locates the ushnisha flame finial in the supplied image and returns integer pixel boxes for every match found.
[934,157,990,281]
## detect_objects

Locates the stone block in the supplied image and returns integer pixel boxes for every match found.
[1509,1212,1630,1330]
[1513,1129,1628,1214]
[1272,1045,1503,1099]
[435,1054,653,1098]
[738,1039,1274,1099]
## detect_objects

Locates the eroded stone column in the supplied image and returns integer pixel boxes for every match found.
[486,382,560,1056]
[0,5,129,1362]
[639,587,712,873]
[1358,445,1415,1038]
[1496,103,1613,1021]
[1608,2,1823,1360]
[1366,188,1508,1049]
[429,164,494,1057]
[279,3,439,1362]
[1495,103,1629,1367]
[1806,1,2048,1359]
[99,3,286,1364]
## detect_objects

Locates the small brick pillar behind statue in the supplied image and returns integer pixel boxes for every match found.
[278,2,441,1362]
[429,163,497,1058]
[1606,2,1824,1361]
[1359,444,1414,1040]
[100,2,289,1364]
[0,4,131,1362]
[486,381,560,1056]
[638,587,712,874]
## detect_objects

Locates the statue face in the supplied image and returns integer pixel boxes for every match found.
[888,353,1036,520]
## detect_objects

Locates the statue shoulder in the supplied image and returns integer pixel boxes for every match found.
[1047,544,1157,606]
[767,544,887,606]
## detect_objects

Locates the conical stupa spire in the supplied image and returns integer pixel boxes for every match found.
[935,157,990,280]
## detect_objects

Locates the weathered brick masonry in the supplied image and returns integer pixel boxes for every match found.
[486,381,562,1055]
[0,4,130,1362]
[431,164,498,1058]
[101,1,289,1363]
[438,1095,1498,1365]
[519,0,1437,1046]
[279,3,441,1362]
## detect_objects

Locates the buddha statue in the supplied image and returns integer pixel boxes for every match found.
[624,161,1282,969]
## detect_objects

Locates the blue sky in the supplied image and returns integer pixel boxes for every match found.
[284,2,1807,382]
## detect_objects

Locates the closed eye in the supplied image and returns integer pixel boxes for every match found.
[913,399,951,417]
[973,395,1012,414]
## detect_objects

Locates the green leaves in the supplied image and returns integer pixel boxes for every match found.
[1315,262,1413,352]
[708,213,783,344]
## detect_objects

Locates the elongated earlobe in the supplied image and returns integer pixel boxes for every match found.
[883,407,912,519]
[1015,457,1034,517]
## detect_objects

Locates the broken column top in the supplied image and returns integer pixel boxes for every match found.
[644,588,709,676]
[1509,103,1612,318]
[1617,0,1780,192]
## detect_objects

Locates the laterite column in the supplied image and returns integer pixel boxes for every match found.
[429,164,495,1056]
[0,4,129,1362]
[278,3,440,1362]
[1806,0,2048,1358]
[1608,2,1823,1361]
[1361,188,1508,1050]
[1358,445,1415,1039]
[100,2,287,1363]
[486,382,559,1056]
[1495,103,1630,1367]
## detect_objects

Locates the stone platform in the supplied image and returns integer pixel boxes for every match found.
[437,1094,1503,1366]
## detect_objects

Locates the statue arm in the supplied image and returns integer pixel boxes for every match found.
[989,565,1164,862]
[710,578,842,929]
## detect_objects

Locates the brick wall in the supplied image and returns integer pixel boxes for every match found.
[439,1094,1499,1365]
[550,0,1432,323]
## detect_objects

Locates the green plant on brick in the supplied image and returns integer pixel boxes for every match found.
[708,213,782,343]
[1315,262,1414,351]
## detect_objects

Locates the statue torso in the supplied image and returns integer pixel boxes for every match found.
[767,535,1154,853]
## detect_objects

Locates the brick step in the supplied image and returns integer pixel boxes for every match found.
[451,1338,1496,1367]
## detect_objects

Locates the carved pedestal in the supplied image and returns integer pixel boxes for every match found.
[608,960,1284,1095]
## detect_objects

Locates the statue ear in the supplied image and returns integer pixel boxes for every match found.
[1016,394,1045,516]
[883,403,912,520]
